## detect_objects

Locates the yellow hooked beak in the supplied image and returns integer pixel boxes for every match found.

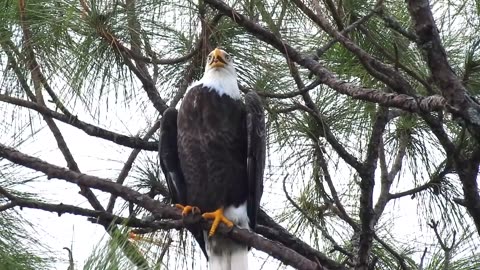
[209,48,226,68]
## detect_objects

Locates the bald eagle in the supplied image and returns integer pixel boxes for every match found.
[159,48,265,270]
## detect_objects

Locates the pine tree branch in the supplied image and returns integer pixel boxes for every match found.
[0,202,16,212]
[284,58,364,172]
[282,174,353,259]
[373,132,409,223]
[139,172,346,270]
[375,8,417,42]
[292,0,418,96]
[80,4,168,113]
[315,4,376,57]
[203,0,446,113]
[356,25,434,94]
[406,0,480,235]
[364,107,389,172]
[0,185,182,230]
[247,78,322,99]
[321,0,344,30]
[388,182,432,200]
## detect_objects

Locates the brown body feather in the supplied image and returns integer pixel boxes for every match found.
[177,85,249,212]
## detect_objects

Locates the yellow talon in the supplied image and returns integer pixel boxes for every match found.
[202,208,234,237]
[175,204,200,216]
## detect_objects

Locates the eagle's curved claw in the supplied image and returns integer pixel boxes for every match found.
[202,208,234,237]
[175,204,201,216]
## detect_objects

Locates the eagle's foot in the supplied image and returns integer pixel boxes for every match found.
[175,204,201,216]
[202,208,234,237]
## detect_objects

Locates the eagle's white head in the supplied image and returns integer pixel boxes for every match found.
[190,48,241,100]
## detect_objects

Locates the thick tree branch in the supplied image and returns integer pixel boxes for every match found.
[322,0,344,30]
[407,0,480,138]
[0,202,16,212]
[141,171,346,270]
[355,107,389,269]
[364,107,388,172]
[407,0,480,235]
[256,210,346,270]
[0,143,180,219]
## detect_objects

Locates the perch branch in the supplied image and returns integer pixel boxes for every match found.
[0,143,332,270]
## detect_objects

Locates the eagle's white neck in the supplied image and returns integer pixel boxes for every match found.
[189,68,241,100]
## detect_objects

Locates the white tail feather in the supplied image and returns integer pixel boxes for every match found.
[208,238,248,270]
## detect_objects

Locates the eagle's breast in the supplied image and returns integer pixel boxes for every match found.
[177,84,248,214]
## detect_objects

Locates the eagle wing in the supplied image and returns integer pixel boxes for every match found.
[159,107,207,257]
[159,108,186,204]
[245,91,266,230]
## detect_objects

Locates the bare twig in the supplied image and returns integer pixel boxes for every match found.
[419,247,427,270]
[63,247,74,270]
[428,220,456,270]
